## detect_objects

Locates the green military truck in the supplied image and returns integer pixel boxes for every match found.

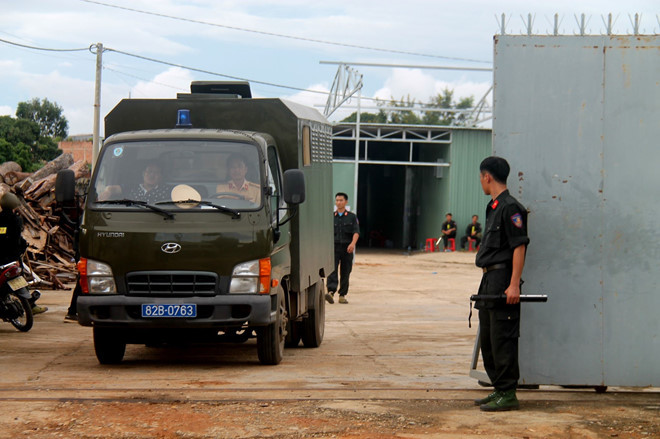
[57,82,334,365]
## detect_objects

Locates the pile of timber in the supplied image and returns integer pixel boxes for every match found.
[0,154,89,288]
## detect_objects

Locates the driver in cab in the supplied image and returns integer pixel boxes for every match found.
[215,153,260,204]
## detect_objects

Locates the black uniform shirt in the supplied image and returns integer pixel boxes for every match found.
[441,220,457,232]
[465,222,482,236]
[334,211,359,246]
[0,210,25,264]
[475,190,529,268]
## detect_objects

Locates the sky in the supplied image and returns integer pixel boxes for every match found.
[0,0,658,135]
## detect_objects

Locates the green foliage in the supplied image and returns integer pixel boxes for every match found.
[0,97,66,172]
[0,116,39,145]
[341,88,475,126]
[341,109,388,123]
[423,88,474,126]
[0,138,34,171]
[16,97,69,139]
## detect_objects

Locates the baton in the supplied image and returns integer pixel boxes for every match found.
[470,294,548,302]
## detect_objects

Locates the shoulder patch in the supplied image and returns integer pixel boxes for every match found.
[511,213,523,229]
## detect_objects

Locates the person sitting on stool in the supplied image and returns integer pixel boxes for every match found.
[440,213,457,251]
[461,215,482,250]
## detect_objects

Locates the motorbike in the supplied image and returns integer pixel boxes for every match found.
[0,260,33,332]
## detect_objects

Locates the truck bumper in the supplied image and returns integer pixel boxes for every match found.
[77,294,275,329]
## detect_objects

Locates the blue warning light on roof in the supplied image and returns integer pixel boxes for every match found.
[176,109,192,128]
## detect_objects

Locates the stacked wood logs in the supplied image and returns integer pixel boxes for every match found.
[1,154,90,288]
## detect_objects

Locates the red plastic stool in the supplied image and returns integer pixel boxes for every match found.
[468,238,479,251]
[447,238,456,252]
[425,238,436,252]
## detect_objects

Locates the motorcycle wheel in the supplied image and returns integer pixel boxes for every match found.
[7,292,34,332]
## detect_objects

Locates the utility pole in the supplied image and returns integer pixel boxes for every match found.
[353,87,361,216]
[92,42,103,171]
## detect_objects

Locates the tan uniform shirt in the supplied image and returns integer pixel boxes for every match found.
[215,180,261,204]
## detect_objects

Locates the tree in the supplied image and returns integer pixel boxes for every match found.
[0,114,62,172]
[341,89,475,126]
[341,109,388,124]
[0,138,33,171]
[422,88,474,126]
[16,98,69,139]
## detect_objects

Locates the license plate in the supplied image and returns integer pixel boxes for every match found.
[141,304,197,318]
[7,276,28,291]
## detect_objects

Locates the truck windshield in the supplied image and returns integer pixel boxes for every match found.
[91,140,262,210]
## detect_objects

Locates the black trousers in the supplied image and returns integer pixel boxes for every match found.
[442,232,456,248]
[327,244,353,296]
[67,280,82,316]
[460,235,481,249]
[477,270,520,392]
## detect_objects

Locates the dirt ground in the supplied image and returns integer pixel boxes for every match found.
[1,249,658,438]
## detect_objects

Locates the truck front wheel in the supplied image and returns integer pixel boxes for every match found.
[257,289,287,365]
[93,327,126,364]
[302,281,325,347]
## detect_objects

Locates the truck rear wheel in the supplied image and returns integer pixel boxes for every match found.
[302,281,325,348]
[94,327,126,364]
[257,289,287,365]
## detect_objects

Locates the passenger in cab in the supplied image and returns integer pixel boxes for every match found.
[99,162,171,204]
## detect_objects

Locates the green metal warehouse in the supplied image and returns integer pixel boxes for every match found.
[331,122,492,250]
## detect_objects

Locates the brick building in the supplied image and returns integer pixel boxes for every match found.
[58,135,93,163]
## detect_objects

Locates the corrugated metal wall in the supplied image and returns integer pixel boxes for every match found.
[332,162,356,207]
[417,129,492,249]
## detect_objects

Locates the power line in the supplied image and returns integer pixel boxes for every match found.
[0,36,481,110]
[0,37,89,52]
[79,0,491,64]
[0,37,329,96]
[104,47,330,95]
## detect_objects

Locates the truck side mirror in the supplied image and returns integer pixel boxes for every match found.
[55,169,76,203]
[282,169,305,205]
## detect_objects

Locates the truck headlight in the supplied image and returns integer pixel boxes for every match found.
[77,258,117,294]
[229,258,271,294]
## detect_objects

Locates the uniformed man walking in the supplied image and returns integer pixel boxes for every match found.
[326,192,359,304]
[473,156,529,411]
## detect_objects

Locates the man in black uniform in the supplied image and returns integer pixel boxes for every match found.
[0,193,47,314]
[326,192,359,305]
[473,156,529,412]
[0,193,27,265]
[440,213,457,251]
[460,215,482,250]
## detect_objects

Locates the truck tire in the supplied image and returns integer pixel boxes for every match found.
[301,281,325,348]
[94,327,126,364]
[257,288,287,365]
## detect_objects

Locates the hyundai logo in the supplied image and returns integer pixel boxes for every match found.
[161,242,182,254]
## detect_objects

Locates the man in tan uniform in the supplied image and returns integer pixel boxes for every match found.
[215,153,260,204]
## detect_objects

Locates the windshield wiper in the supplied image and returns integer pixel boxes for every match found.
[156,199,241,219]
[96,199,175,219]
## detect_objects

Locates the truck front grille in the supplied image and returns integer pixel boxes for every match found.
[126,272,217,296]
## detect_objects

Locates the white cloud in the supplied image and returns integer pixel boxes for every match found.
[129,67,193,99]
[373,69,492,106]
[0,106,13,116]
[282,82,329,110]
